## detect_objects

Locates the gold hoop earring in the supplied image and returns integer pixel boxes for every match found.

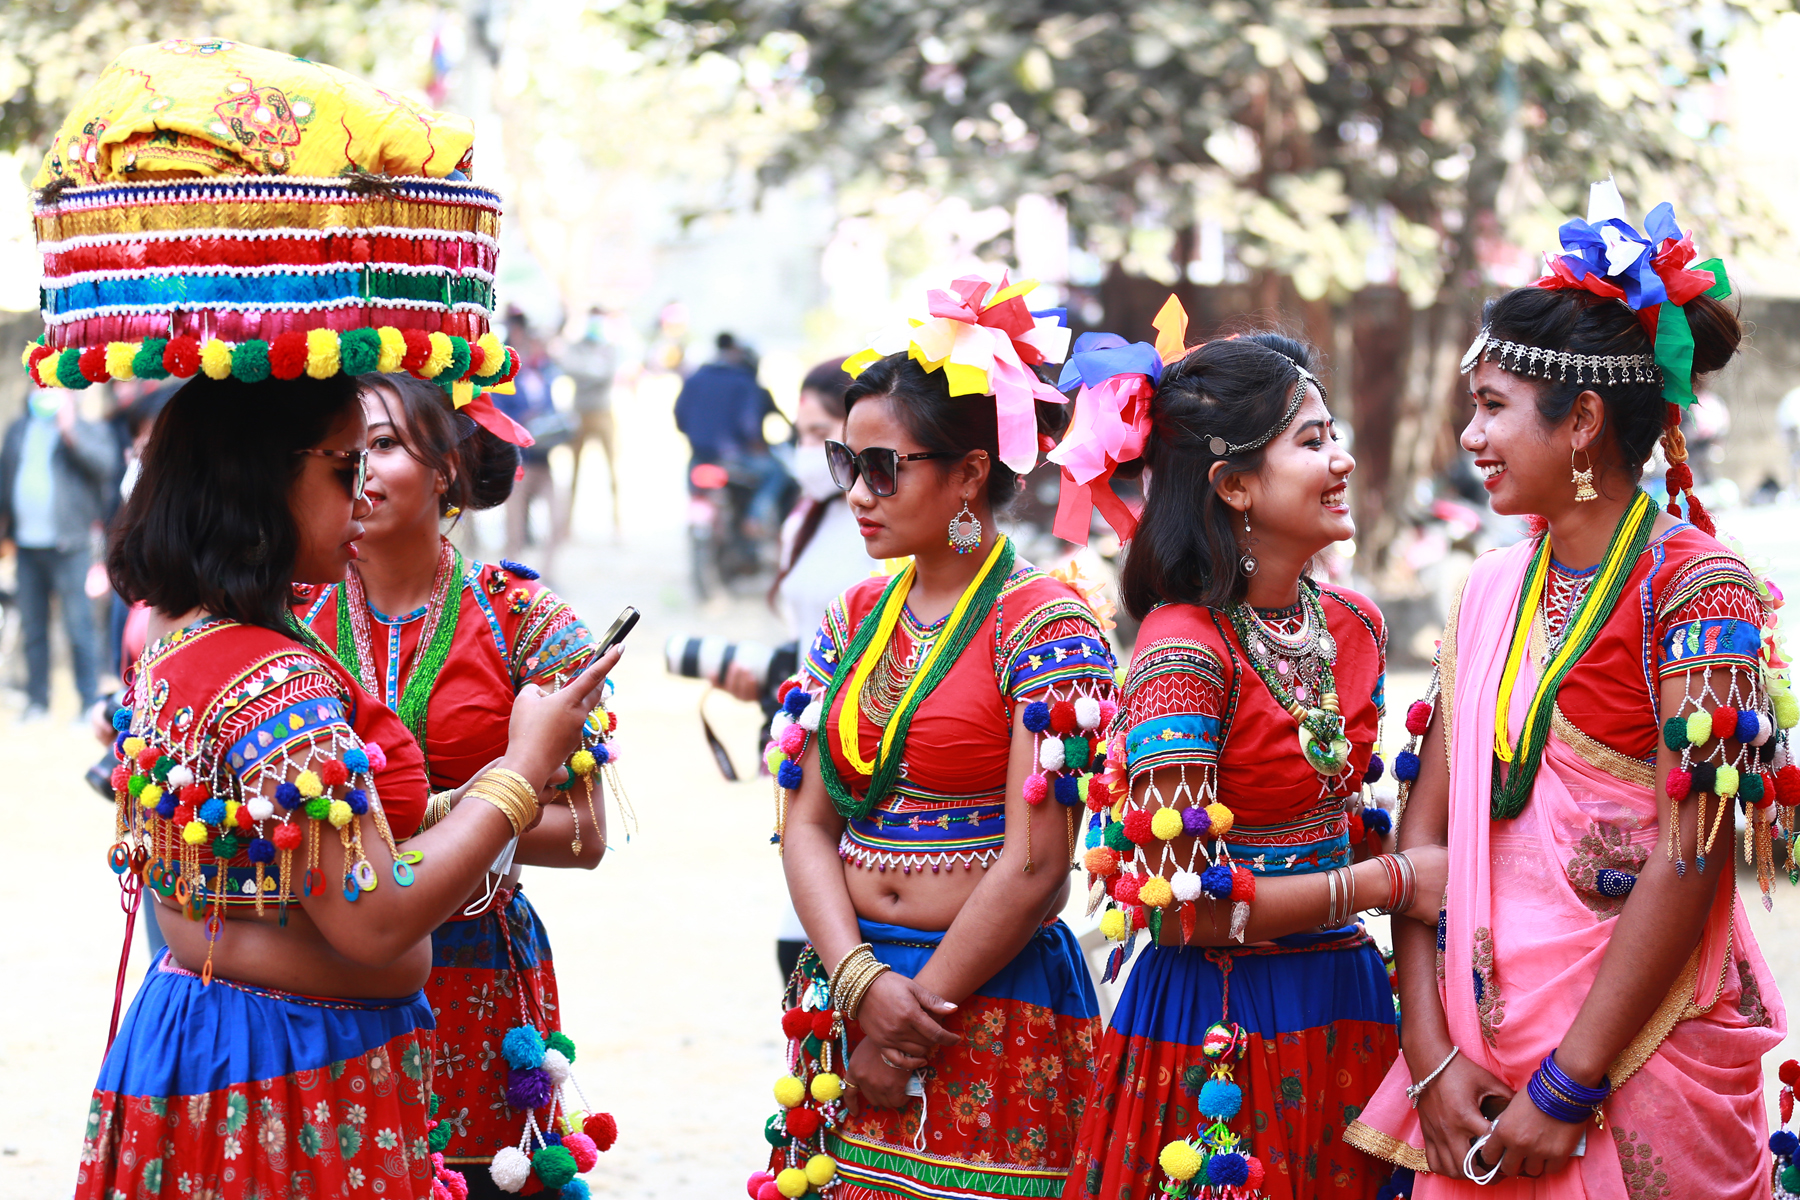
[1571,449,1598,503]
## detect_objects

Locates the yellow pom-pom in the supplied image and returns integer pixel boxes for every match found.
[597,708,615,732]
[138,783,163,809]
[1686,711,1713,747]
[562,1112,585,1135]
[1139,875,1174,908]
[376,327,407,374]
[105,342,138,381]
[295,770,323,798]
[1204,802,1235,838]
[1150,807,1184,841]
[775,1167,810,1198]
[1775,689,1800,731]
[122,736,146,759]
[225,799,240,826]
[1716,764,1740,797]
[765,747,786,774]
[1099,908,1126,940]
[477,331,504,370]
[423,332,454,378]
[1158,1139,1203,1182]
[811,1073,843,1103]
[804,1155,837,1187]
[570,749,597,777]
[200,338,234,380]
[305,328,341,380]
[19,344,34,371]
[773,1076,807,1108]
[182,819,209,845]
[328,799,354,828]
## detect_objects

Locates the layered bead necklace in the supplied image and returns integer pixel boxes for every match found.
[1229,582,1350,776]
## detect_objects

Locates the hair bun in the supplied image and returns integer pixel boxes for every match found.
[1683,293,1742,378]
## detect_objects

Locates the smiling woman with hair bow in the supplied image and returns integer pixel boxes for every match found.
[1057,300,1441,1200]
[750,275,1119,1200]
[1346,183,1790,1197]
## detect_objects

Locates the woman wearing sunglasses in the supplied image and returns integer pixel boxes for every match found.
[765,277,1116,1200]
[62,43,615,1200]
[299,373,613,1197]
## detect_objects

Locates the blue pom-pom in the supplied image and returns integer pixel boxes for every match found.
[1737,710,1761,744]
[1364,752,1384,784]
[592,743,611,765]
[1085,823,1102,849]
[561,1181,591,1200]
[156,793,178,819]
[1201,863,1234,899]
[782,688,810,718]
[113,731,130,759]
[501,1025,546,1070]
[499,558,541,580]
[1054,775,1081,806]
[1022,701,1051,733]
[1393,750,1420,783]
[1206,1150,1249,1187]
[344,788,369,815]
[199,797,227,825]
[1769,1130,1798,1157]
[541,1128,563,1147]
[777,759,804,789]
[1197,1078,1242,1119]
[1594,868,1636,897]
[275,782,303,810]
[112,707,132,732]
[1362,807,1392,837]
[342,747,370,773]
[247,837,276,864]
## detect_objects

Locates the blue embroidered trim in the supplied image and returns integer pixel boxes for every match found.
[226,697,346,773]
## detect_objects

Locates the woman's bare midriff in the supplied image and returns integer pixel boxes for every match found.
[843,857,1070,933]
[153,895,432,998]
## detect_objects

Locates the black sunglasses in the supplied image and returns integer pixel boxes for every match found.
[825,440,955,498]
[296,447,369,500]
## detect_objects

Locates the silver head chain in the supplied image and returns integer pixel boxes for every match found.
[1202,365,1327,458]
[1460,325,1661,388]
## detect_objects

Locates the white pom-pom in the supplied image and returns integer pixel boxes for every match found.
[1753,712,1773,747]
[246,797,275,822]
[770,712,794,740]
[798,703,821,732]
[491,1146,532,1192]
[1171,870,1203,902]
[1039,738,1065,772]
[167,765,194,790]
[541,1047,572,1084]
[1074,696,1102,731]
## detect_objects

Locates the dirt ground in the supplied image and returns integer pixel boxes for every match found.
[4,388,1799,1198]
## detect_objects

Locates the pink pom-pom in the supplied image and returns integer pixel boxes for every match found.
[1112,873,1143,905]
[1665,768,1691,801]
[442,1171,469,1200]
[780,724,807,757]
[364,743,388,773]
[757,1182,783,1200]
[1023,773,1049,805]
[1099,700,1119,724]
[1244,1157,1266,1189]
[433,1179,453,1200]
[747,1172,775,1200]
[563,1132,599,1172]
[1405,700,1432,736]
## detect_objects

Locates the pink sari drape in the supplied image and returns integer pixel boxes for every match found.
[1349,540,1784,1198]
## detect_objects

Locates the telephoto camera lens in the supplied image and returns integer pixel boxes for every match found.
[664,635,775,690]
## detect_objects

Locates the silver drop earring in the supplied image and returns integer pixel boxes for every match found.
[948,498,982,554]
[1239,507,1258,576]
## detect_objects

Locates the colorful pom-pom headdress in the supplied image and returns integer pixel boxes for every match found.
[841,273,1072,475]
[1461,179,1732,533]
[23,39,530,445]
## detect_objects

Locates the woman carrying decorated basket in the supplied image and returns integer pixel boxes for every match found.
[44,43,616,1200]
[752,275,1116,1200]
[299,373,621,1197]
[1054,304,1446,1200]
[1345,184,1790,1196]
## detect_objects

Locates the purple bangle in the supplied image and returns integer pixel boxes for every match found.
[1526,1071,1593,1124]
[1541,1053,1610,1104]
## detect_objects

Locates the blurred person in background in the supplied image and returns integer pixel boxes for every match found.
[559,304,622,535]
[675,332,789,538]
[719,357,867,980]
[301,374,612,1198]
[0,385,118,723]
[499,318,572,572]
[1348,191,1783,1196]
[764,278,1113,1200]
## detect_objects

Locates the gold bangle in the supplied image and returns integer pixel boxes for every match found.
[841,961,892,1020]
[829,944,876,1011]
[468,767,541,836]
[417,790,454,832]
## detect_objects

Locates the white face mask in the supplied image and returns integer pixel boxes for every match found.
[792,442,839,502]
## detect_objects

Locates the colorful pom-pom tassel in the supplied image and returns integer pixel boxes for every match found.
[1405,700,1432,736]
[1021,700,1051,733]
[1022,773,1049,805]
[1150,807,1184,840]
[1665,767,1691,801]
[1394,749,1420,782]
[1662,716,1690,751]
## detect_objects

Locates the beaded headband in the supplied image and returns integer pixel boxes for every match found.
[20,39,529,442]
[1459,325,1661,388]
[1201,365,1326,458]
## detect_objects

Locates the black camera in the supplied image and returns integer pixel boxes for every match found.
[664,635,794,699]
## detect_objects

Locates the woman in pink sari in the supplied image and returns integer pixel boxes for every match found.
[1346,189,1793,1196]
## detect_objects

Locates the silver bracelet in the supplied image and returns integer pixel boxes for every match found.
[1321,867,1340,930]
[1406,1044,1462,1108]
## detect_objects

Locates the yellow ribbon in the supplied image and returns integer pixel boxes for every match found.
[836,535,1011,776]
